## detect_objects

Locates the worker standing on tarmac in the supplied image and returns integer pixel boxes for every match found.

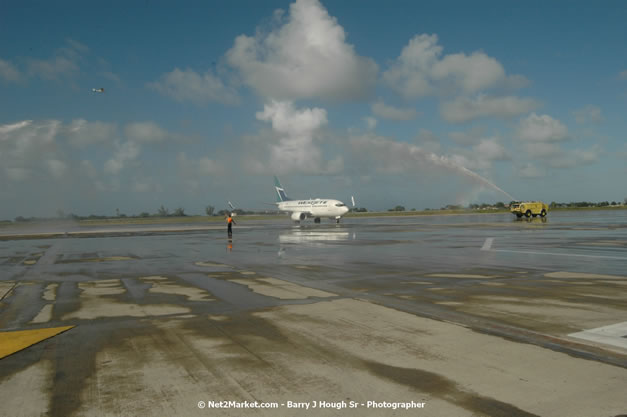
[227,213,236,238]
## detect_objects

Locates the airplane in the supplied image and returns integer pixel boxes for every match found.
[274,176,353,223]
[92,88,105,93]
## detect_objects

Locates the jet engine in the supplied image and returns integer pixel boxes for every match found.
[291,212,306,221]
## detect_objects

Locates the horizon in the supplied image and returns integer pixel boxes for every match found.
[4,199,625,222]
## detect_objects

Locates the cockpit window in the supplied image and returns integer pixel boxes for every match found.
[335,203,346,207]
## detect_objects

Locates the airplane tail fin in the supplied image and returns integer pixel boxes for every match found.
[274,176,289,202]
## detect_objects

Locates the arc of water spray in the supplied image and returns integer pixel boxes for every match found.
[350,135,516,202]
[413,148,517,202]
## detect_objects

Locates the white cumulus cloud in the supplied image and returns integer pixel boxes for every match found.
[25,38,91,81]
[124,122,171,143]
[131,177,163,193]
[516,163,546,179]
[573,105,603,124]
[448,126,487,146]
[176,152,224,191]
[66,119,117,147]
[0,120,67,187]
[27,56,79,80]
[548,145,602,169]
[255,100,341,174]
[382,34,440,98]
[474,138,510,161]
[517,113,568,142]
[383,33,527,99]
[47,159,68,179]
[0,120,60,159]
[523,142,562,159]
[149,68,239,105]
[177,152,223,176]
[432,51,505,94]
[363,117,377,130]
[415,129,441,154]
[104,141,141,175]
[0,59,21,82]
[441,95,539,123]
[371,100,418,120]
[0,120,32,137]
[226,0,377,100]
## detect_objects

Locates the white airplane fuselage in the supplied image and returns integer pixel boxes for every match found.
[278,198,349,221]
[273,176,350,223]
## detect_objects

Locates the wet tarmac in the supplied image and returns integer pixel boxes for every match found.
[1,211,626,416]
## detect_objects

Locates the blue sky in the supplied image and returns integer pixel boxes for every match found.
[1,0,626,219]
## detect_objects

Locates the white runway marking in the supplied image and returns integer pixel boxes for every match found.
[480,238,627,260]
[569,322,627,350]
[491,249,627,260]
[480,237,494,251]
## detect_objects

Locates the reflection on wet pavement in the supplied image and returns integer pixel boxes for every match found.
[1,210,626,416]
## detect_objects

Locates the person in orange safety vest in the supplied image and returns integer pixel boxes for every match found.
[227,213,236,237]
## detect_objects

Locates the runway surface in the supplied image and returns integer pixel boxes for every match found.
[1,210,626,416]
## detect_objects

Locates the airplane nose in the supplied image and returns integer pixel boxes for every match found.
[342,207,349,215]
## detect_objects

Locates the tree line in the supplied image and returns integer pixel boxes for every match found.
[385,199,627,212]
[9,204,278,222]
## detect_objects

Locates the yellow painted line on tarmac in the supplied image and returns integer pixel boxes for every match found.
[0,325,74,359]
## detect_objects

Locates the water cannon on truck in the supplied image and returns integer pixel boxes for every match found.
[510,201,548,218]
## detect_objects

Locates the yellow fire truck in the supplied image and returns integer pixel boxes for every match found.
[510,201,548,218]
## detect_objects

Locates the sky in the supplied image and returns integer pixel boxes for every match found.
[1,0,626,219]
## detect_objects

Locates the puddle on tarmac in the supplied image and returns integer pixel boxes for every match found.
[426,273,501,279]
[62,280,190,320]
[208,315,230,321]
[141,276,214,302]
[545,271,626,280]
[231,277,336,300]
[56,256,136,264]
[194,261,230,268]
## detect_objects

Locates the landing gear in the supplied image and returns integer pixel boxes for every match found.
[314,217,321,223]
[335,217,341,224]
